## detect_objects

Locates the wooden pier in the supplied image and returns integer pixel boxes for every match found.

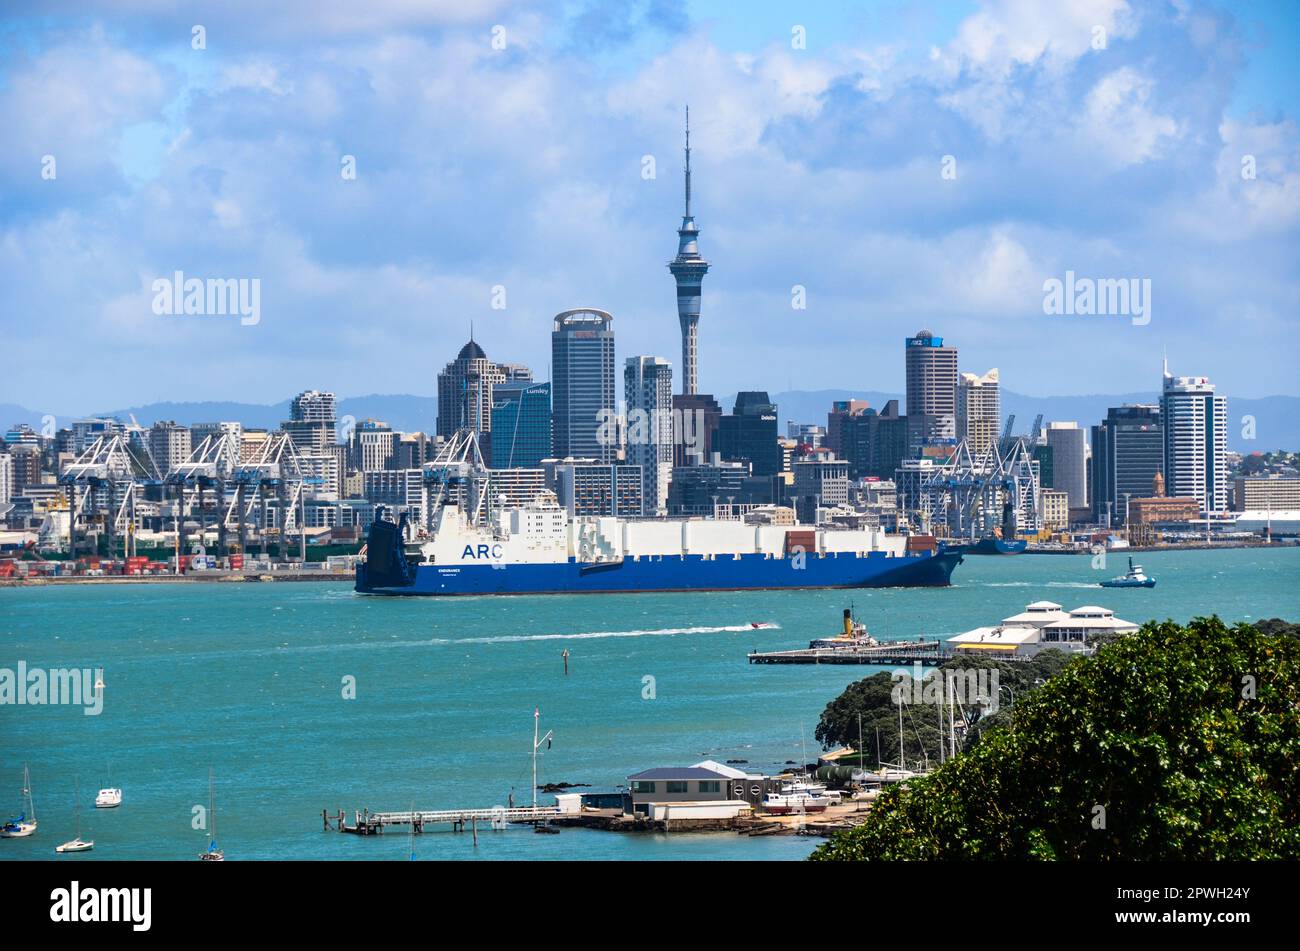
[323,805,561,835]
[747,639,948,666]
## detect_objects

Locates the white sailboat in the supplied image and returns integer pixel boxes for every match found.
[56,778,93,853]
[198,767,224,861]
[1,764,37,838]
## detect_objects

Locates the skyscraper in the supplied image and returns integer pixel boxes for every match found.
[1161,361,1228,514]
[956,369,1000,454]
[491,380,552,469]
[668,107,710,397]
[904,330,958,452]
[435,339,514,444]
[1090,404,1162,526]
[551,308,616,463]
[624,356,674,516]
[717,391,781,479]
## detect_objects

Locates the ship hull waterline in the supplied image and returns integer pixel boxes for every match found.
[356,548,964,597]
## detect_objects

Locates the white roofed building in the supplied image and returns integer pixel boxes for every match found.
[948,601,1139,657]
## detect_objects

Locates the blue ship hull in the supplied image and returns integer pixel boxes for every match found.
[355,541,962,597]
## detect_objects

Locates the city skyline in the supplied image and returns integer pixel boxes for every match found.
[2,0,1298,412]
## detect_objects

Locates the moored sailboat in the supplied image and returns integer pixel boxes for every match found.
[1,765,37,839]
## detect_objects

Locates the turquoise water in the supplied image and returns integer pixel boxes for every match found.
[2,546,1298,861]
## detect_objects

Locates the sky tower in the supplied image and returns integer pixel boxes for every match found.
[668,106,710,396]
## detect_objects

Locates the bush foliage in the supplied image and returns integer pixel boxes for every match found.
[811,617,1300,860]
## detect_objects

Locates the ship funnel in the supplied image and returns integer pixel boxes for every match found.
[843,609,853,638]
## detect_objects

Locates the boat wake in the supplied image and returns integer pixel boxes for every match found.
[437,623,780,645]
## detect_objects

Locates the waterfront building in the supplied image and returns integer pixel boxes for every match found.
[363,469,427,525]
[436,339,514,453]
[551,309,616,463]
[1046,422,1088,512]
[905,329,958,452]
[490,381,552,470]
[957,369,1000,454]
[716,391,781,481]
[627,766,750,821]
[297,453,340,500]
[0,451,11,507]
[1234,475,1300,512]
[791,458,850,523]
[1128,471,1203,526]
[667,459,747,516]
[485,468,549,510]
[1161,362,1229,514]
[624,356,674,516]
[147,420,191,477]
[947,601,1139,657]
[1090,404,1162,526]
[1041,488,1070,530]
[542,458,643,517]
[668,108,710,397]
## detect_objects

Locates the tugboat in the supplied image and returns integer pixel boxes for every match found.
[808,609,880,650]
[1099,556,1156,589]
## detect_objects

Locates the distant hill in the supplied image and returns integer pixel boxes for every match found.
[4,390,1295,452]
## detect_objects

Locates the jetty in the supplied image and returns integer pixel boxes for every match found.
[324,806,560,835]
[748,639,948,666]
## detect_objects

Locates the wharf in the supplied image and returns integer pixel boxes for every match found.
[748,639,948,666]
[324,805,560,835]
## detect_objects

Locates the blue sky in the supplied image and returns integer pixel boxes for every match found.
[1,0,1297,413]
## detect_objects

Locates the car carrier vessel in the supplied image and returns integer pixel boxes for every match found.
[355,496,962,597]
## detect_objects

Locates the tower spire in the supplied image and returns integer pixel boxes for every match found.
[669,105,709,397]
[684,105,692,219]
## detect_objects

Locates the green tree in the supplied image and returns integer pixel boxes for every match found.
[812,617,1300,860]
[814,650,1074,764]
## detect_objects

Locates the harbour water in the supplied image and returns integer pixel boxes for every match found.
[2,546,1298,861]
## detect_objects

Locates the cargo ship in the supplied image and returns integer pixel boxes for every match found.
[355,497,962,597]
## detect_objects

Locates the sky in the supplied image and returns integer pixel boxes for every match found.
[1,0,1298,413]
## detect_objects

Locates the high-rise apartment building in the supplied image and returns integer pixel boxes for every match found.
[284,390,337,454]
